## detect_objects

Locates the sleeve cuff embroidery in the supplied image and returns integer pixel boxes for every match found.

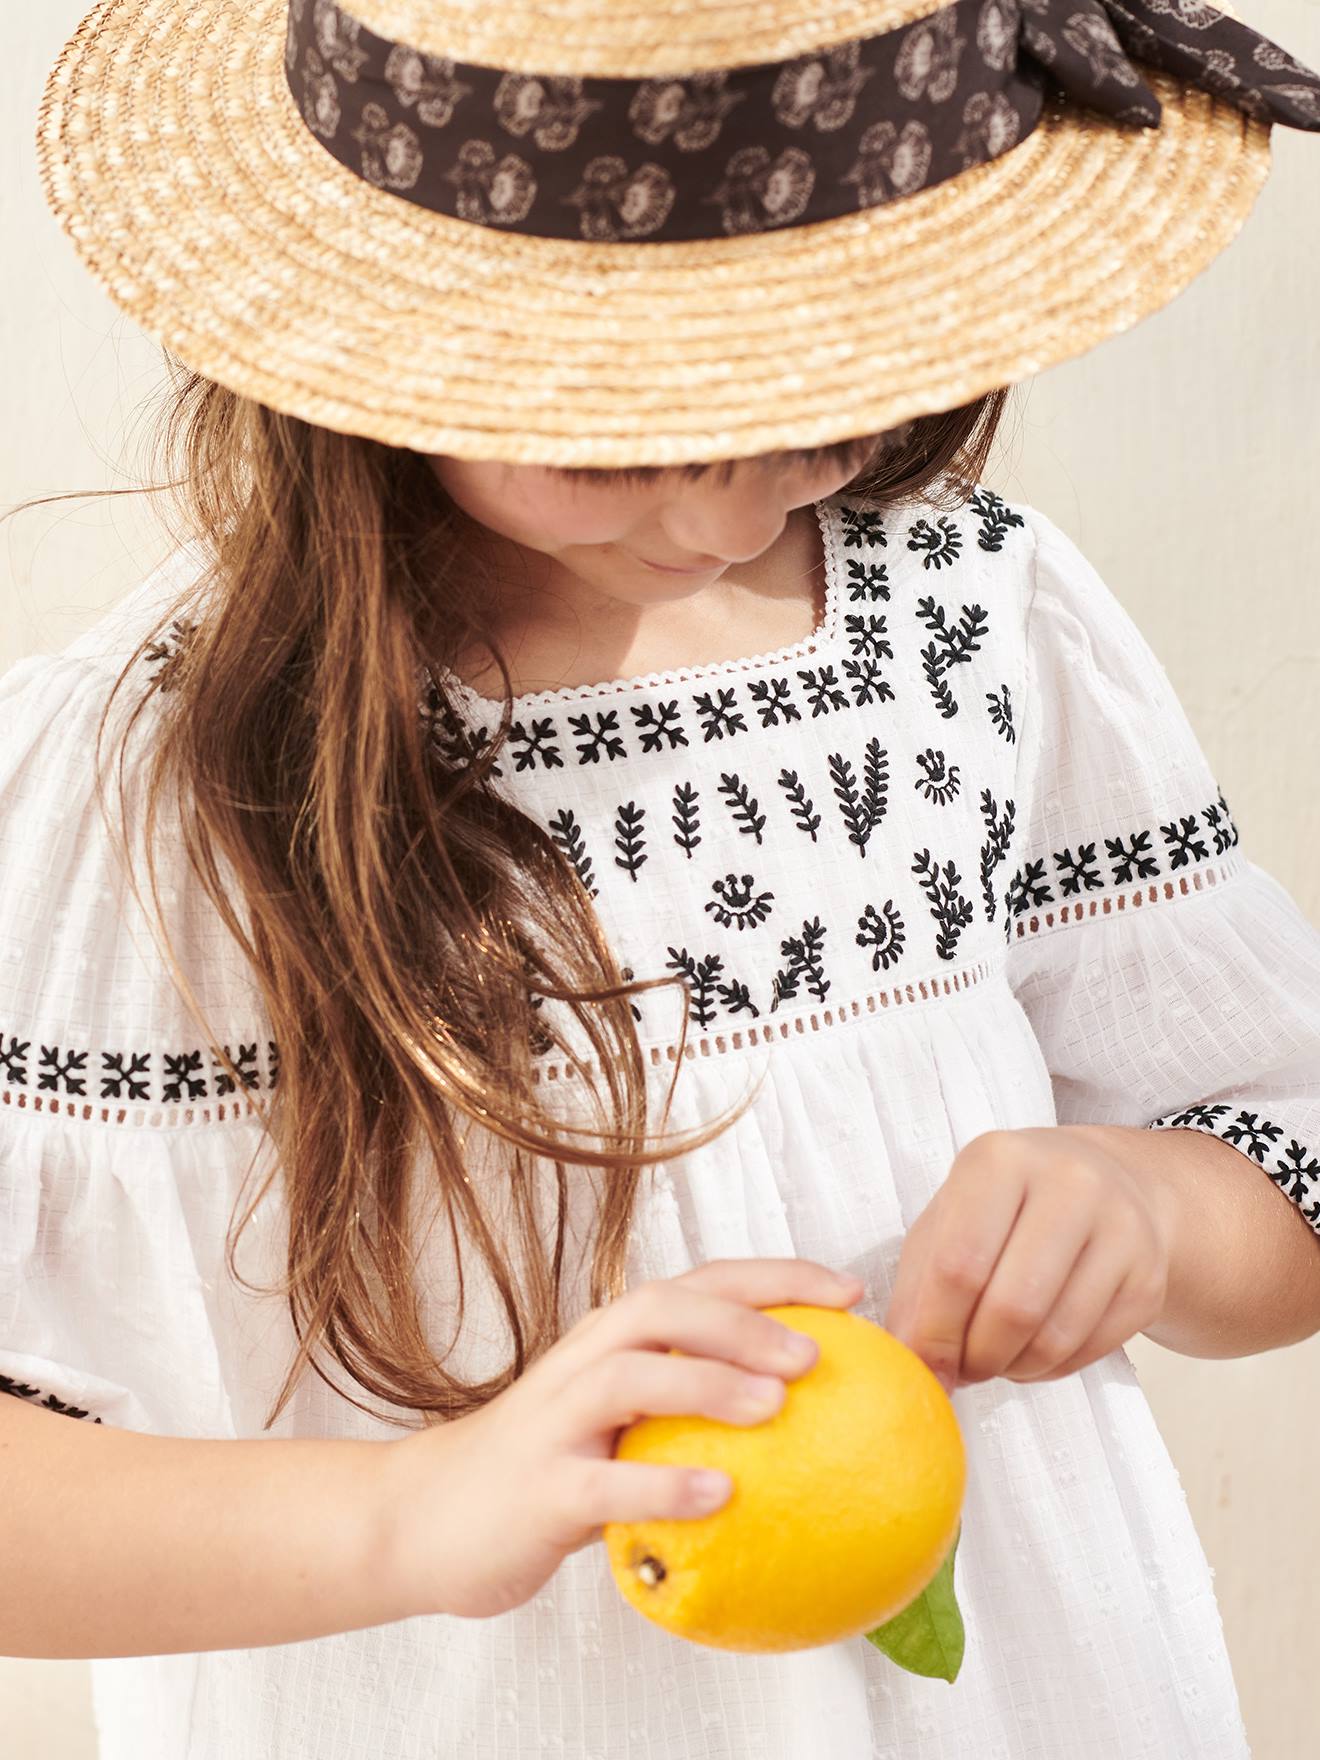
[0,1372,104,1423]
[1148,1106,1320,1234]
[1006,788,1240,934]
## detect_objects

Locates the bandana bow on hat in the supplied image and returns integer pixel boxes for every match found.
[282,0,1320,241]
[36,0,1320,461]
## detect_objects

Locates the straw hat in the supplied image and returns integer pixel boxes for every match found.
[35,0,1320,466]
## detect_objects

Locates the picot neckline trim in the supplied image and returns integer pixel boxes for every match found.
[433,497,843,712]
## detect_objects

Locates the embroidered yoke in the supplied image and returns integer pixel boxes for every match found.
[3,487,1319,1759]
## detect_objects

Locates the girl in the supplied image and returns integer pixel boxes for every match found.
[5,1,1320,1756]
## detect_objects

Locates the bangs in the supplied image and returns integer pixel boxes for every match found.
[559,432,884,488]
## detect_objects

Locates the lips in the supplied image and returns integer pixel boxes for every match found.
[639,554,721,574]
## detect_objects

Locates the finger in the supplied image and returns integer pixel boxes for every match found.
[998,1233,1128,1381]
[562,1349,785,1439]
[1012,1261,1168,1382]
[959,1190,1095,1384]
[886,1155,1029,1389]
[562,1457,733,1533]
[882,1198,938,1345]
[675,1256,865,1311]
[560,1281,830,1384]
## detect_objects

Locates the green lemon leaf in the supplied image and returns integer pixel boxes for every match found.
[864,1523,964,1683]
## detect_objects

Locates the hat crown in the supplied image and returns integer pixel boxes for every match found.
[345,0,944,75]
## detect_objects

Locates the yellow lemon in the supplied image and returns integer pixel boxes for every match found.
[604,1304,965,1653]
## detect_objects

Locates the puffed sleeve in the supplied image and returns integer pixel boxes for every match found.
[1006,506,1320,1237]
[0,649,245,1437]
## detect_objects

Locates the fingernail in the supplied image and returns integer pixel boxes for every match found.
[734,1376,784,1420]
[691,1470,731,1510]
[781,1332,817,1370]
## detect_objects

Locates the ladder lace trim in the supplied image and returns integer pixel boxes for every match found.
[0,1086,270,1131]
[1009,857,1242,942]
[533,954,997,1083]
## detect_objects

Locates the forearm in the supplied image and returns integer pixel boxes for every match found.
[0,1394,408,1659]
[1085,1124,1320,1358]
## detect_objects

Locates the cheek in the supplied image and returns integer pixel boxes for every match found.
[431,457,634,553]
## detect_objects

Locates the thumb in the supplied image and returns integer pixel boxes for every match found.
[886,1310,958,1395]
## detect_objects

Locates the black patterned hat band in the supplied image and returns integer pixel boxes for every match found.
[285,0,1320,243]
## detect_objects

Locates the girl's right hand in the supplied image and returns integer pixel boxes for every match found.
[378,1257,863,1620]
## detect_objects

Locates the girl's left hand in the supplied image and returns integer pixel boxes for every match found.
[883,1126,1176,1390]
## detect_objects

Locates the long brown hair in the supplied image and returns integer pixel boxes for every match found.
[10,367,1010,1430]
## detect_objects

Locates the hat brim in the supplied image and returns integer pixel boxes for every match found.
[37,0,1272,465]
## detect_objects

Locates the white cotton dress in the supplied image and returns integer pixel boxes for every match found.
[3,485,1319,1760]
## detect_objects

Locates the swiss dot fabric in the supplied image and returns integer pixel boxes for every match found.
[4,488,1318,1758]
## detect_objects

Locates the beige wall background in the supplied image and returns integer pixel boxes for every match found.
[3,4,1319,1756]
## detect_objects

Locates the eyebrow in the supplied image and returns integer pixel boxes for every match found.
[558,434,880,486]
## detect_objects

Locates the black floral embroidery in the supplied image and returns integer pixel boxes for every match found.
[143,618,202,693]
[907,516,964,570]
[1274,1140,1320,1215]
[829,738,889,856]
[665,947,760,1028]
[1053,842,1104,896]
[843,655,895,706]
[856,900,907,972]
[912,849,974,961]
[613,801,648,879]
[0,1375,102,1424]
[797,664,850,717]
[1006,858,1054,917]
[672,781,702,857]
[527,992,556,1057]
[570,709,627,764]
[1219,1111,1284,1161]
[844,613,893,660]
[549,806,599,896]
[1010,792,1241,922]
[771,917,830,1008]
[917,596,989,718]
[693,688,748,742]
[509,715,565,771]
[1203,799,1234,855]
[914,748,961,806]
[162,1049,208,1104]
[986,684,1015,743]
[631,699,689,751]
[2,1032,280,1106]
[37,1044,89,1096]
[748,676,802,727]
[968,487,1026,552]
[839,507,887,548]
[101,1049,151,1101]
[706,872,775,930]
[1105,828,1160,884]
[1160,814,1209,870]
[1150,1108,1320,1231]
[618,965,645,1025]
[718,773,766,844]
[1164,1102,1233,1130]
[979,789,1016,922]
[777,769,821,841]
[0,1032,27,1085]
[426,695,504,776]
[211,1043,261,1097]
[845,557,890,601]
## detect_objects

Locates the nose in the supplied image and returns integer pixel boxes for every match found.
[659,499,785,568]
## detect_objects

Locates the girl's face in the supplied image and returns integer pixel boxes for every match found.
[425,445,874,611]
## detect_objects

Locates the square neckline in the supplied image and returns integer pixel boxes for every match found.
[434,496,843,713]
